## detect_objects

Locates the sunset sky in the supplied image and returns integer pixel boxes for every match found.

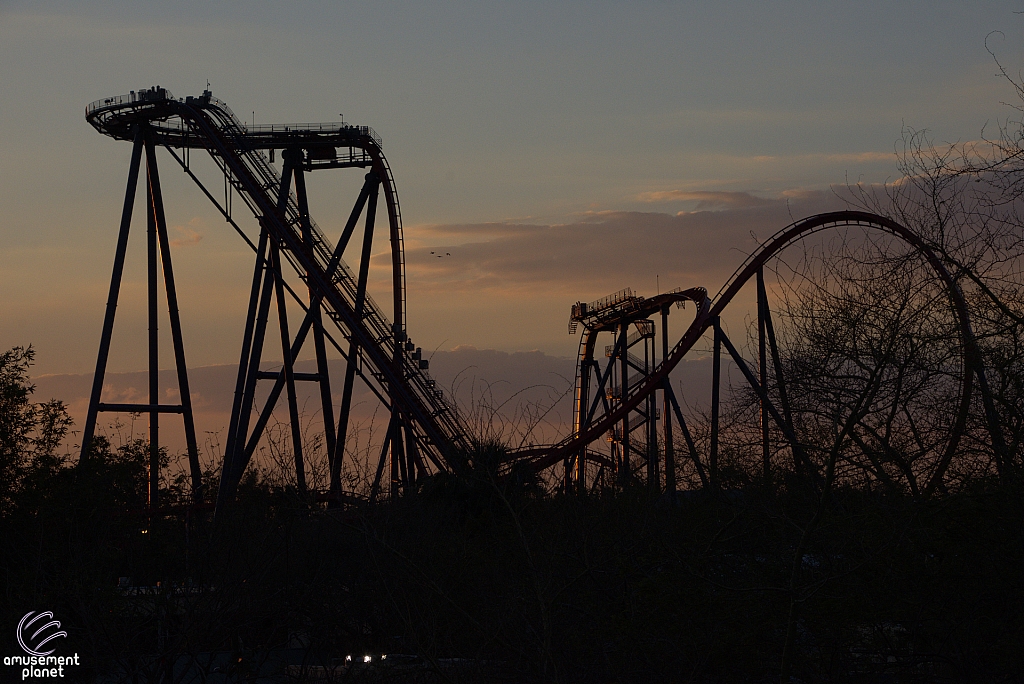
[2,1,1023,385]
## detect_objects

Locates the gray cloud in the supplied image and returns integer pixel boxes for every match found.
[637,190,776,209]
[397,189,847,298]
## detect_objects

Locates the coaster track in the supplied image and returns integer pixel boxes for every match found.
[83,87,1005,506]
[513,211,1004,497]
[84,87,469,509]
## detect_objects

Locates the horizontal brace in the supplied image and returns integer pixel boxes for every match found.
[306,160,373,171]
[97,403,184,414]
[255,370,322,382]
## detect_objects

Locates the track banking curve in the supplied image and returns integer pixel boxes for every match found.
[521,211,984,495]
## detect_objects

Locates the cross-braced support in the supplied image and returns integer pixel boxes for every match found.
[566,290,695,494]
[216,153,385,509]
[80,125,202,508]
[86,88,470,520]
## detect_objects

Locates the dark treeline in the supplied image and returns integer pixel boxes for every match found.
[2,349,1024,682]
[2,444,1024,682]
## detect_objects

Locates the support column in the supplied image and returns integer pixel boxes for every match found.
[84,131,201,506]
[665,382,709,489]
[645,331,657,491]
[217,162,293,510]
[146,137,202,496]
[762,290,803,473]
[332,174,380,503]
[223,261,274,492]
[294,164,337,469]
[217,224,270,512]
[403,421,421,490]
[81,128,145,460]
[578,362,591,495]
[234,169,376,477]
[661,306,675,494]
[758,269,770,483]
[710,317,721,489]
[619,322,630,485]
[147,152,160,510]
[271,238,306,496]
[392,414,407,498]
[575,333,596,495]
[370,415,396,504]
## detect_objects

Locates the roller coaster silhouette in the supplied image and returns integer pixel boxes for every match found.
[83,87,1005,516]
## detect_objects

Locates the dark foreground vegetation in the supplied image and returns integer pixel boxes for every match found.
[1,426,1023,683]
[1,334,1023,683]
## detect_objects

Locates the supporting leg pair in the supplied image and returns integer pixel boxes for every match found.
[81,127,201,509]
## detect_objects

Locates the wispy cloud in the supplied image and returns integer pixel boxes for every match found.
[687,150,896,167]
[170,218,204,248]
[390,189,847,297]
[637,190,774,209]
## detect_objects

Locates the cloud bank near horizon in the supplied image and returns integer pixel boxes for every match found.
[7,187,855,376]
[399,189,848,294]
[392,189,851,354]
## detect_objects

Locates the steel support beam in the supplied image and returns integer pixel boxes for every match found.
[83,130,202,507]
[716,324,806,466]
[645,332,658,491]
[81,128,145,460]
[664,382,709,489]
[661,305,675,493]
[294,163,337,471]
[147,152,160,509]
[619,322,630,484]
[584,335,625,433]
[710,318,721,488]
[271,237,307,496]
[761,285,806,473]
[216,163,293,511]
[332,173,380,503]
[370,415,397,504]
[571,331,598,495]
[217,225,271,511]
[146,136,202,496]
[235,173,377,473]
[758,268,770,483]
[97,403,184,414]
[392,414,407,497]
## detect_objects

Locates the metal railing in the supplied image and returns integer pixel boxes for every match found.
[194,99,468,452]
[247,122,382,148]
[86,87,176,116]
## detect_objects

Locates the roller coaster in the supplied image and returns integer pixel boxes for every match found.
[82,87,1006,513]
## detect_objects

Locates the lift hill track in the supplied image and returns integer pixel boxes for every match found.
[84,87,470,511]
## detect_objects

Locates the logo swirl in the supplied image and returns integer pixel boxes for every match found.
[17,611,67,656]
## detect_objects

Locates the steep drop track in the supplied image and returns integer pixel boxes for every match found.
[85,88,469,509]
